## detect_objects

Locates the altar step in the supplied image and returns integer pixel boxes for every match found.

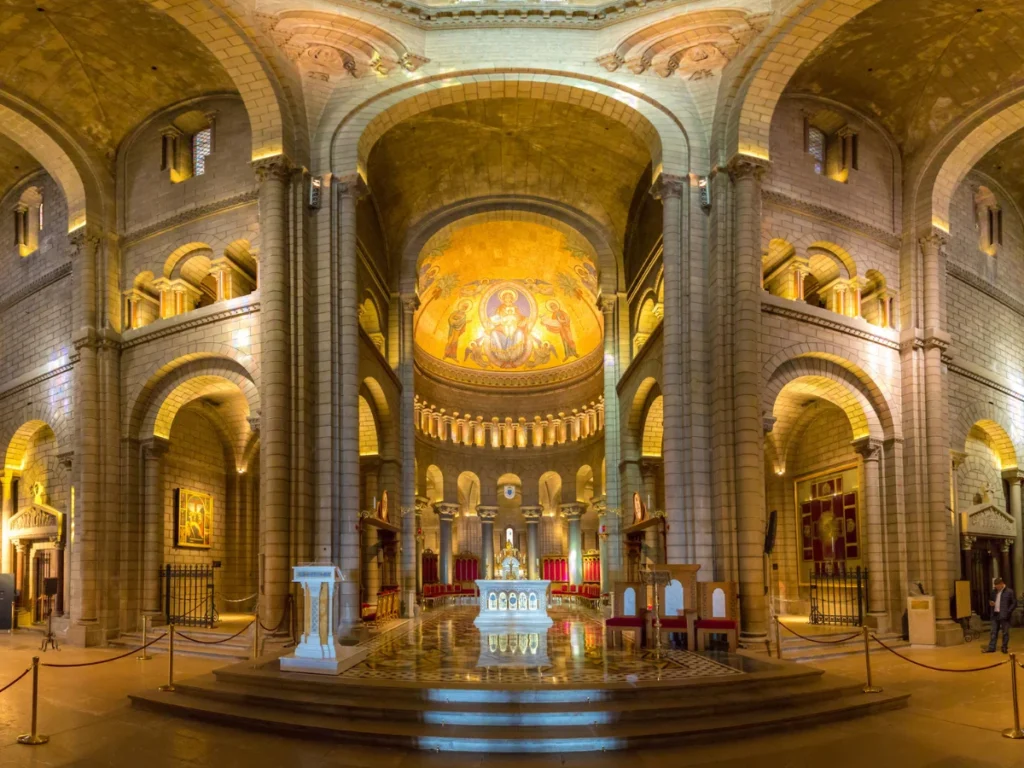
[772,628,910,663]
[111,626,289,661]
[130,661,909,752]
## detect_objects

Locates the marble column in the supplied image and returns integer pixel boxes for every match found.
[650,178,686,562]
[853,437,887,631]
[399,294,418,618]
[728,157,769,639]
[336,175,368,633]
[254,157,293,626]
[599,296,623,584]
[141,438,169,617]
[1,473,15,573]
[435,503,458,584]
[593,498,609,592]
[522,506,542,580]
[478,506,498,579]
[562,503,584,586]
[1003,469,1024,597]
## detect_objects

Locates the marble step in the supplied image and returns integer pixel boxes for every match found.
[168,672,869,725]
[773,631,910,662]
[130,682,910,752]
[111,628,259,661]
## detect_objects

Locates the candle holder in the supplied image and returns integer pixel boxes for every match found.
[641,566,671,659]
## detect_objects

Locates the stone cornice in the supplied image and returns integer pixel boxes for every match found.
[0,357,76,403]
[121,300,260,351]
[761,297,900,351]
[762,189,901,250]
[334,0,682,30]
[121,190,258,247]
[948,361,1024,405]
[0,261,72,315]
[947,261,1024,319]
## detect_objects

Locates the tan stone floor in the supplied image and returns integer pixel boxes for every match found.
[1,628,1024,767]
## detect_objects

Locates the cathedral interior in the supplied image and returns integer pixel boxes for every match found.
[3,0,1024,762]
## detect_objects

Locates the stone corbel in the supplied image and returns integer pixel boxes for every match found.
[335,173,369,202]
[650,173,686,201]
[247,414,261,434]
[852,436,883,462]
[951,450,968,472]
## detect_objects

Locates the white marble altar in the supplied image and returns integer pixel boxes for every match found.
[280,563,368,675]
[473,542,552,628]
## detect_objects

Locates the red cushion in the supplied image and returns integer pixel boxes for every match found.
[657,617,689,629]
[696,618,737,630]
[605,617,643,627]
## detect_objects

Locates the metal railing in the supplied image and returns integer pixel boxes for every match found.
[161,564,217,628]
[809,563,868,627]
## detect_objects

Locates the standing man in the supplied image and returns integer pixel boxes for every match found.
[982,577,1017,654]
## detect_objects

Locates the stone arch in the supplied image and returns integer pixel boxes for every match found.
[538,471,562,514]
[143,0,288,160]
[357,395,379,457]
[641,394,665,458]
[425,464,444,503]
[952,402,1020,471]
[144,373,256,446]
[2,420,57,473]
[328,70,688,181]
[164,242,214,280]
[362,377,398,461]
[626,375,662,459]
[457,471,481,513]
[576,465,595,504]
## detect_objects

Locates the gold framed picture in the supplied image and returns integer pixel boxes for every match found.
[175,488,213,549]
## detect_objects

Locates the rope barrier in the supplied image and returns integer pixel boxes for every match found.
[870,634,1009,673]
[221,594,258,604]
[258,596,292,634]
[0,666,31,695]
[40,634,168,668]
[777,621,861,645]
[175,620,254,645]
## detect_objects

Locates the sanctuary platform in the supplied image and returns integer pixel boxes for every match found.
[131,606,909,752]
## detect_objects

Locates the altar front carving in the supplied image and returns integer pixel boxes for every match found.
[474,542,552,628]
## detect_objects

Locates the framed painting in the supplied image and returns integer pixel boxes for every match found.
[175,488,213,549]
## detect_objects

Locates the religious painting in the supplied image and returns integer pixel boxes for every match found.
[794,465,861,583]
[175,488,213,549]
[413,221,604,387]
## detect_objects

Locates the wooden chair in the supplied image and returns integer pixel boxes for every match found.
[695,581,740,652]
[647,564,700,651]
[605,581,646,648]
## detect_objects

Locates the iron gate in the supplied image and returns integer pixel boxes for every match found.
[161,564,217,628]
[809,563,868,626]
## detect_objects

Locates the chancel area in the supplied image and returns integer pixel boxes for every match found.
[3,0,1024,758]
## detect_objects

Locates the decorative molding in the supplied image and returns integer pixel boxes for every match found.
[761,299,900,351]
[0,359,75,403]
[415,344,603,390]
[0,261,71,314]
[121,190,258,247]
[947,261,1024,319]
[947,362,1024,405]
[728,155,769,182]
[120,301,260,350]
[762,189,901,250]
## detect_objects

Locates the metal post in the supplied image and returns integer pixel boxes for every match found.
[159,624,176,692]
[775,616,783,659]
[1003,653,1024,739]
[137,614,152,661]
[252,606,260,662]
[16,656,49,745]
[862,625,881,693]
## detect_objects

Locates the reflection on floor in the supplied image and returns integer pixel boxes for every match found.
[342,606,747,685]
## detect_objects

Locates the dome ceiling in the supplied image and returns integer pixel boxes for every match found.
[365,97,652,253]
[786,0,1024,156]
[414,220,603,389]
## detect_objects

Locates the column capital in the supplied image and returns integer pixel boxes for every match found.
[762,415,777,434]
[650,173,687,201]
[560,502,585,520]
[247,414,261,434]
[69,228,102,259]
[334,173,369,200]
[951,450,969,471]
[476,505,499,522]
[639,457,662,476]
[726,154,770,182]
[852,437,883,462]
[961,535,975,551]
[415,495,432,514]
[141,436,170,458]
[401,293,421,314]
[599,293,618,315]
[400,506,416,519]
[434,502,459,521]
[252,154,295,184]
[56,451,74,471]
[521,505,543,521]
[1002,539,1013,553]
[1001,468,1024,483]
[918,228,950,254]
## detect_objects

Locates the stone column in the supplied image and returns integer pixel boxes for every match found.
[961,536,975,598]
[360,516,379,611]
[415,496,430,594]
[919,231,958,644]
[640,459,661,513]
[478,506,498,579]
[1,473,15,573]
[141,438,169,617]
[435,503,458,584]
[562,503,584,586]
[853,437,888,631]
[593,498,609,592]
[599,296,623,584]
[15,542,26,608]
[728,157,769,639]
[254,157,293,626]
[336,175,368,633]
[522,506,542,580]
[1001,540,1013,594]
[1003,469,1024,597]
[399,295,418,617]
[650,177,686,562]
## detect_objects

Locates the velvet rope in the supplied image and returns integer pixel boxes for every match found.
[175,620,254,645]
[0,665,31,694]
[777,621,861,644]
[871,634,1009,673]
[41,634,168,668]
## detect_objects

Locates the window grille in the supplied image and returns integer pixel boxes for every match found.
[193,128,212,176]
[807,126,826,175]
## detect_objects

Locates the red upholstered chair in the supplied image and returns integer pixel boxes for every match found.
[605,581,646,649]
[695,582,740,652]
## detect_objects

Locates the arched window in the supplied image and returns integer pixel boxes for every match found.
[975,186,1003,257]
[162,110,217,183]
[13,186,42,257]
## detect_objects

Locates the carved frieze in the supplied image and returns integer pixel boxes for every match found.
[960,503,1016,539]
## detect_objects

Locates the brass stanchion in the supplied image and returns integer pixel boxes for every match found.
[251,607,260,663]
[16,656,49,745]
[862,625,881,693]
[775,618,783,659]
[159,624,176,692]
[137,615,152,661]
[1003,653,1024,739]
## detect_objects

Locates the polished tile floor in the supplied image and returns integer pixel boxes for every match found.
[339,606,745,685]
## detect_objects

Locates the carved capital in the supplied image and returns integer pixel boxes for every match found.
[596,52,625,72]
[560,502,585,520]
[727,155,769,183]
[1003,539,1014,553]
[521,505,543,522]
[415,495,432,514]
[247,415,261,434]
[476,505,499,522]
[650,173,686,201]
[922,330,950,353]
[142,437,170,459]
[918,229,949,255]
[599,294,618,315]
[640,457,662,477]
[1002,468,1024,483]
[252,155,294,184]
[69,229,102,260]
[401,293,420,314]
[962,535,976,551]
[852,436,883,462]
[951,450,969,471]
[762,415,777,434]
[434,501,459,521]
[56,451,74,471]
[335,173,369,201]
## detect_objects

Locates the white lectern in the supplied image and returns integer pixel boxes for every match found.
[279,563,368,675]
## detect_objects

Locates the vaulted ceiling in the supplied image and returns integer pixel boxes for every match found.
[0,133,40,201]
[974,128,1024,213]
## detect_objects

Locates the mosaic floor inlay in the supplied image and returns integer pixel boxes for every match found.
[340,606,744,685]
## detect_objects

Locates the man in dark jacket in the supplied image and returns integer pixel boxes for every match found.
[982,578,1017,654]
